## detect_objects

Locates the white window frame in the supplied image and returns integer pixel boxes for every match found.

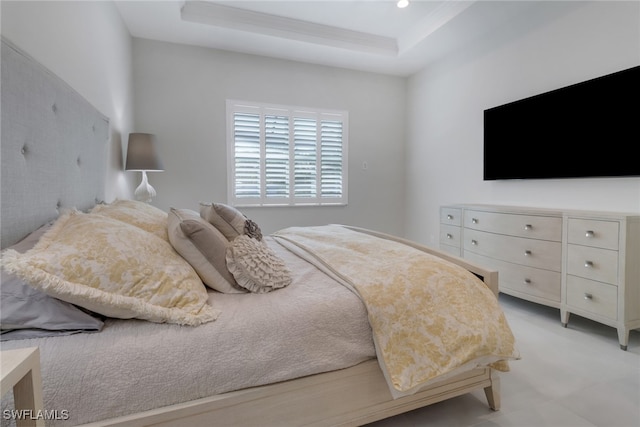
[226,100,348,207]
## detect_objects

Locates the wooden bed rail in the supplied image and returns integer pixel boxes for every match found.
[79,361,498,427]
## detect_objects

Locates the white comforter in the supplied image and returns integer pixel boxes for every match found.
[0,238,375,426]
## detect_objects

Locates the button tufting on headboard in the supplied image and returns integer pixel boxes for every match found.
[1,37,110,248]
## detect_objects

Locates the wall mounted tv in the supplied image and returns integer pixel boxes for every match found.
[483,65,640,180]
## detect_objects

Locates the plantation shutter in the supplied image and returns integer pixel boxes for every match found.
[293,117,317,198]
[227,100,348,206]
[265,114,290,198]
[232,112,261,199]
[320,118,343,198]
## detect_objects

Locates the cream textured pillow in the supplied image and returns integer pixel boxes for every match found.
[226,235,291,293]
[1,211,218,326]
[167,208,244,294]
[91,199,169,242]
[200,202,262,241]
[1,222,105,340]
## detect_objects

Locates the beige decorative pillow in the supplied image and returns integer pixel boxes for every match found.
[167,208,244,294]
[226,235,291,293]
[91,199,168,242]
[200,202,262,241]
[1,211,218,326]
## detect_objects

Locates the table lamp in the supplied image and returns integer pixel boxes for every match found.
[125,133,164,203]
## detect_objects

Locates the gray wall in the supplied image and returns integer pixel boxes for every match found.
[133,38,407,235]
[405,1,640,247]
[0,0,135,202]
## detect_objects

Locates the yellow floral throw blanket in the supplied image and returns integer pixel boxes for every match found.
[273,225,519,398]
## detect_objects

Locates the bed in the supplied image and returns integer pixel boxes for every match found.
[0,37,518,426]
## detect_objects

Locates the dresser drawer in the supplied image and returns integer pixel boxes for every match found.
[441,207,462,226]
[567,218,619,250]
[440,243,462,257]
[464,228,562,271]
[439,224,461,248]
[566,275,617,320]
[567,244,618,284]
[464,252,561,303]
[464,210,562,241]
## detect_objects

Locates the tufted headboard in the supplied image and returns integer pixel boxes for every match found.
[1,38,110,248]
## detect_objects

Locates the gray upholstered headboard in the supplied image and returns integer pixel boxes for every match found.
[1,37,110,248]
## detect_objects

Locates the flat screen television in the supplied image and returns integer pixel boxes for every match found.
[483,65,640,180]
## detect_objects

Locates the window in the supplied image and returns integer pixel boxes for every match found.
[227,100,348,207]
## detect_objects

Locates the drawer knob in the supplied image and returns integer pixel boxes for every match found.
[585,230,595,238]
[472,218,478,224]
[471,239,478,246]
[584,260,594,268]
[524,224,533,231]
[584,293,593,300]
[447,214,453,220]
[524,250,532,256]
[524,278,532,285]
[446,233,453,239]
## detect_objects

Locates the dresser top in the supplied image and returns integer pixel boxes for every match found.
[444,204,640,220]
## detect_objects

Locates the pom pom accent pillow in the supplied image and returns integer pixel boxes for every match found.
[226,236,292,293]
[200,202,262,241]
[167,208,245,294]
[1,211,218,326]
[91,199,169,242]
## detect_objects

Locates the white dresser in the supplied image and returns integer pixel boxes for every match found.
[439,206,464,257]
[440,204,640,350]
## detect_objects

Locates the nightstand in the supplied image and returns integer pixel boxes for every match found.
[1,347,45,427]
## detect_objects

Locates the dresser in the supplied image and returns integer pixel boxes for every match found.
[440,204,640,349]
[439,206,463,257]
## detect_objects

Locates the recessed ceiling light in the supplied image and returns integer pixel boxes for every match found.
[397,0,409,9]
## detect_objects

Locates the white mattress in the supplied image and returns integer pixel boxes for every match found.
[1,238,375,426]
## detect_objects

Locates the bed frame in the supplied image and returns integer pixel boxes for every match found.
[84,362,499,427]
[1,37,501,426]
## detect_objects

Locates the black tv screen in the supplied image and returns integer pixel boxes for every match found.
[484,65,640,180]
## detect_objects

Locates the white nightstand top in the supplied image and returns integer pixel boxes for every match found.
[1,347,45,427]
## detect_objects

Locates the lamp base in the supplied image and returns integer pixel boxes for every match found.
[134,171,156,203]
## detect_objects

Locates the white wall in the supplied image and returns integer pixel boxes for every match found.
[1,0,134,201]
[4,1,637,244]
[132,38,407,235]
[406,1,640,247]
